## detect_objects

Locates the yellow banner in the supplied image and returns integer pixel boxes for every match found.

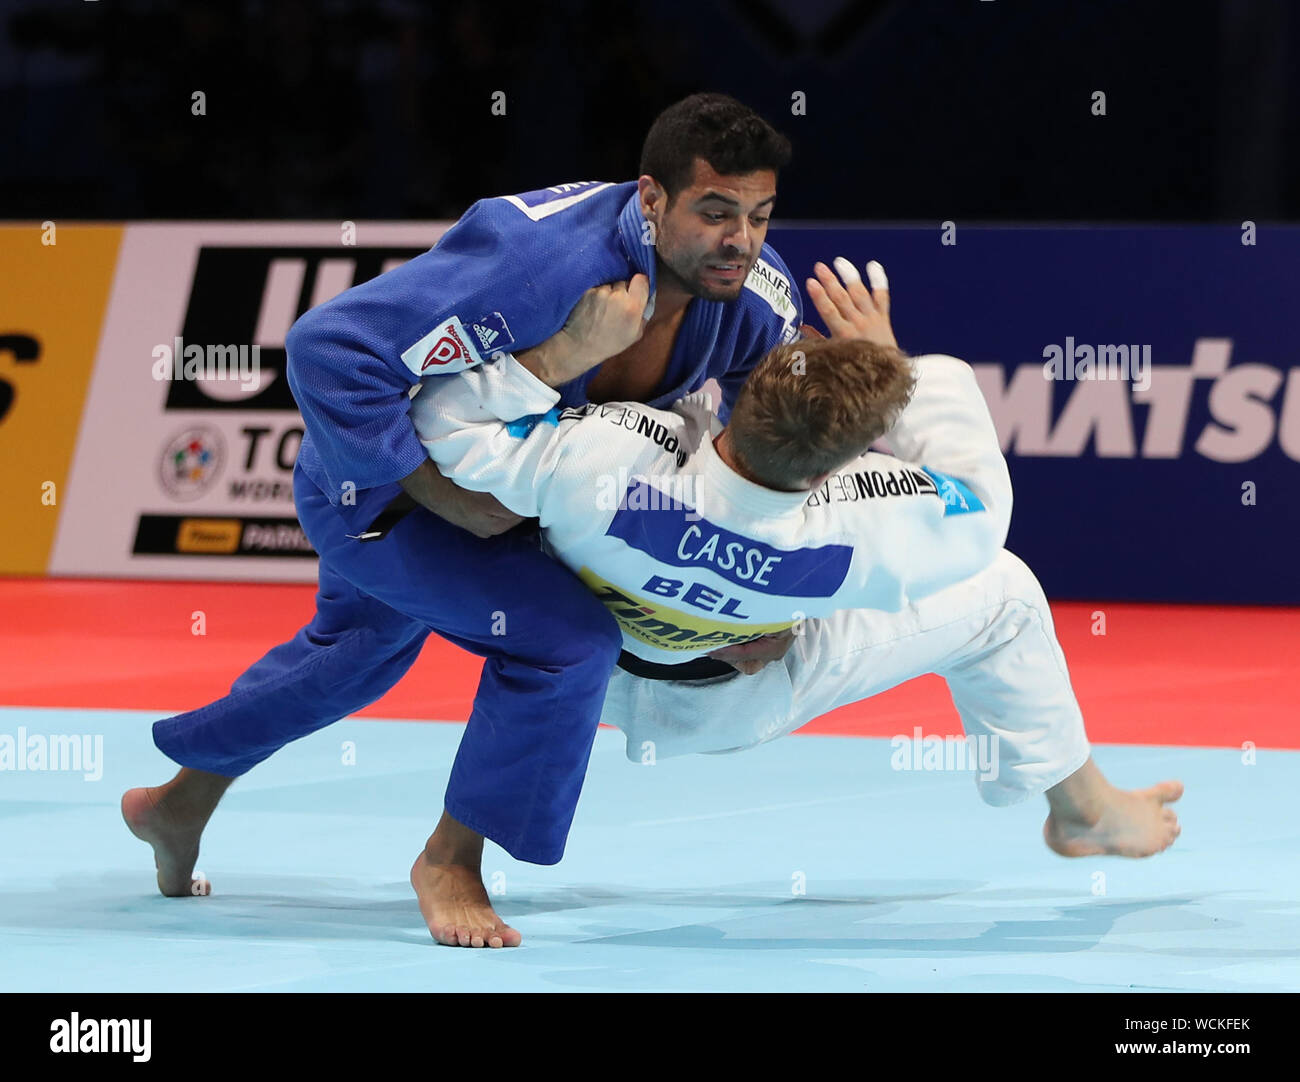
[0,224,122,573]
[578,567,793,653]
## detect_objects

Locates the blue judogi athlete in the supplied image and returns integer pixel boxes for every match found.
[125,94,802,948]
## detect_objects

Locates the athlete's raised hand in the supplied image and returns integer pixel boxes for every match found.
[805,258,896,348]
[516,274,650,387]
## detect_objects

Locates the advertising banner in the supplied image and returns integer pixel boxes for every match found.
[20,218,1298,603]
[0,224,122,574]
[48,223,448,582]
[771,225,1299,604]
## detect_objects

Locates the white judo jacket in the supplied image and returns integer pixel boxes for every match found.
[409,352,1013,665]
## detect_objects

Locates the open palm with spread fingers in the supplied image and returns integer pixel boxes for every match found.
[805,257,896,347]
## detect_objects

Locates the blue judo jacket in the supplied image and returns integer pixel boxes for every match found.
[285,180,804,521]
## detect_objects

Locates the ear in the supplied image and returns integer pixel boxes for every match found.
[638,175,666,217]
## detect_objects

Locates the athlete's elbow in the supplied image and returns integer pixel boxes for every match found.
[985,490,1012,551]
[977,527,1004,574]
[993,474,1014,548]
[283,318,320,408]
[284,305,328,381]
[976,496,1012,562]
[977,463,1013,549]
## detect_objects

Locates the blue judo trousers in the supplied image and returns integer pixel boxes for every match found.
[153,469,622,866]
[151,181,803,864]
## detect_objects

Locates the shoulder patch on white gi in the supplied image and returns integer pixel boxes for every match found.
[401,316,484,376]
[744,256,799,325]
[920,466,986,515]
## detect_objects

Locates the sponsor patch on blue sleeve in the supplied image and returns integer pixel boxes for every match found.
[469,311,515,356]
[505,406,562,438]
[920,467,985,515]
[400,315,484,375]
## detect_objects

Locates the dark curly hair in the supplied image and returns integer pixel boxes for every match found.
[639,93,792,199]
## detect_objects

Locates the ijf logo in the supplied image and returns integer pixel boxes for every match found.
[159,426,226,500]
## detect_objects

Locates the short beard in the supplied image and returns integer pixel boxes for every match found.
[656,251,746,303]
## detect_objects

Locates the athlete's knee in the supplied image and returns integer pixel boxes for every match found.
[540,599,622,669]
[570,602,624,663]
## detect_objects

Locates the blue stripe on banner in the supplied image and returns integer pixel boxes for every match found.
[605,479,852,597]
[505,406,562,438]
[920,467,985,515]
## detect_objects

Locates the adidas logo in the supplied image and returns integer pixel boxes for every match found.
[473,323,499,350]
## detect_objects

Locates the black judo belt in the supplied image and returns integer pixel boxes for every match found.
[616,651,737,682]
[356,491,418,542]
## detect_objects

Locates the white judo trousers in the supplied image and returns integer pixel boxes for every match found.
[600,548,1093,807]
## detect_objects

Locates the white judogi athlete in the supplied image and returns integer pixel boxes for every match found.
[413,352,1011,659]
[410,343,1091,806]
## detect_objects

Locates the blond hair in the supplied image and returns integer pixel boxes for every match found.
[727,339,916,489]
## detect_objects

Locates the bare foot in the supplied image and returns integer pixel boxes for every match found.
[410,854,522,948]
[410,810,521,948]
[121,768,231,896]
[1044,780,1183,858]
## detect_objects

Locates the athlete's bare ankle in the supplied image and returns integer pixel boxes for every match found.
[421,811,485,868]
[1046,758,1112,826]
[157,768,233,823]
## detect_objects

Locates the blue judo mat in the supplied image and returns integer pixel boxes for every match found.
[1,707,1296,992]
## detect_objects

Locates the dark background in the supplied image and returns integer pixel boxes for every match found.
[2,0,1296,223]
